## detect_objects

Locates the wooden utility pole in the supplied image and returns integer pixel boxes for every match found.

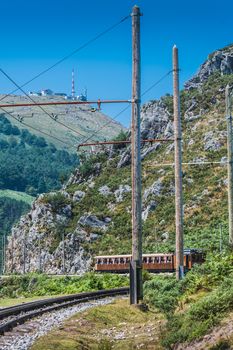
[38,235,42,272]
[173,45,184,280]
[62,232,66,274]
[23,234,26,274]
[11,236,14,273]
[3,233,6,274]
[130,5,143,304]
[226,84,233,247]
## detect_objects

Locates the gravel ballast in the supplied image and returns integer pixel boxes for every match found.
[0,297,114,350]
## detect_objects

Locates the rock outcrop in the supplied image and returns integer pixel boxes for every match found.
[184,44,233,90]
[6,194,92,274]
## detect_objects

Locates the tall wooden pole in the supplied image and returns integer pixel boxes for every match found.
[23,234,26,274]
[226,84,233,247]
[173,45,184,280]
[62,231,66,274]
[38,235,42,273]
[130,5,142,305]
[3,233,6,274]
[11,236,14,273]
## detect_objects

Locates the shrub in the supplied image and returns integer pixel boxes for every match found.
[41,192,70,213]
[144,276,182,316]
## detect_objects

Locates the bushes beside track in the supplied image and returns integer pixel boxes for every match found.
[0,272,128,298]
[144,253,233,348]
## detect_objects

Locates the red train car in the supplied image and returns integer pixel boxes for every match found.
[94,249,204,273]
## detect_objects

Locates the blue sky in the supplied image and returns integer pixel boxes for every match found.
[1,0,233,128]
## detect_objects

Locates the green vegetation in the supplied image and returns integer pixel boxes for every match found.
[0,115,79,196]
[143,253,233,348]
[41,192,70,213]
[0,189,34,205]
[0,197,30,237]
[0,273,128,298]
[31,299,163,350]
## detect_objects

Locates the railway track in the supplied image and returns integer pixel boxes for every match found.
[0,287,129,336]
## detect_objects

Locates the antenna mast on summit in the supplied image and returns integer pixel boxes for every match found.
[72,69,75,100]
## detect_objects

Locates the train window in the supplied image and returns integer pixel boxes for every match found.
[115,258,119,264]
[109,259,113,264]
[103,259,107,264]
[120,258,124,264]
[167,256,172,263]
[160,257,164,263]
[126,258,130,263]
[156,257,160,263]
[148,257,153,263]
[143,257,147,263]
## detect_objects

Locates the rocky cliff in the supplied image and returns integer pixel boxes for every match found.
[6,43,233,274]
[184,44,233,90]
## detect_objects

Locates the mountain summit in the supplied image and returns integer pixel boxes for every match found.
[185,43,233,90]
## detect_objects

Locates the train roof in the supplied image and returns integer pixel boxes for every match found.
[94,253,174,259]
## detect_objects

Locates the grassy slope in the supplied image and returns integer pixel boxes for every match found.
[31,299,164,350]
[1,95,125,151]
[0,189,34,205]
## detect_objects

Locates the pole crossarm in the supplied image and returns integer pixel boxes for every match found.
[0,99,132,109]
[77,138,174,149]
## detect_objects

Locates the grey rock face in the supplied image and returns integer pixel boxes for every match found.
[184,46,233,90]
[98,185,112,196]
[78,214,111,231]
[143,179,163,200]
[203,131,221,151]
[73,190,85,202]
[5,196,92,275]
[117,150,131,168]
[161,232,169,242]
[141,100,172,140]
[142,201,157,221]
[221,156,227,164]
[141,144,160,161]
[115,99,172,169]
[114,185,131,203]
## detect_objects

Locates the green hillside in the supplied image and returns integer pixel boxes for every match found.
[0,190,34,205]
[59,71,232,256]
[1,95,125,151]
[0,114,79,196]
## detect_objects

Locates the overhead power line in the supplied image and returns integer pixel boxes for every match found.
[145,161,227,168]
[0,14,130,102]
[0,107,73,148]
[0,68,88,139]
[78,70,174,146]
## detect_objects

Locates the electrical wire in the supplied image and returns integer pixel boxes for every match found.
[141,70,173,97]
[0,68,88,139]
[0,107,74,149]
[144,161,227,168]
[78,70,174,146]
[0,14,130,102]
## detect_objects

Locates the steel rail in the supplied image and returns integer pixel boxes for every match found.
[0,287,129,335]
